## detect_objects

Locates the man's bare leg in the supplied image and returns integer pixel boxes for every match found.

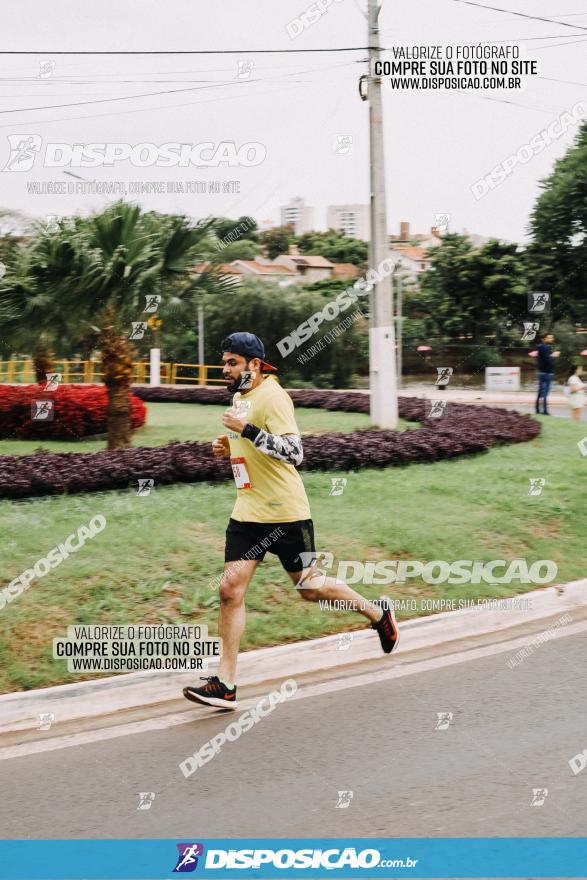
[287,566,382,623]
[217,559,259,684]
[288,565,399,654]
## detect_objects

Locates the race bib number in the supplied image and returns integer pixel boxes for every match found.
[230,457,251,489]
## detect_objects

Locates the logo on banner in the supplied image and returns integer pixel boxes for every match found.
[173,843,204,872]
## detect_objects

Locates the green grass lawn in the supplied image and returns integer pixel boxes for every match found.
[0,402,375,455]
[0,408,584,694]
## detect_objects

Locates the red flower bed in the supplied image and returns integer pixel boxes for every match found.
[0,384,146,440]
[0,385,540,499]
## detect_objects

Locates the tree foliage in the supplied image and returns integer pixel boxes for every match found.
[406,234,527,343]
[212,215,259,244]
[296,229,368,267]
[527,120,587,321]
[259,225,294,260]
[165,278,368,388]
[0,202,232,446]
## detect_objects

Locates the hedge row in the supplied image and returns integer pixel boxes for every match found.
[0,384,146,440]
[0,386,539,499]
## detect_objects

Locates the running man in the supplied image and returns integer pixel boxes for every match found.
[183,333,399,709]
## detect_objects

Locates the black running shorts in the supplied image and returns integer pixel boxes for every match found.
[225,518,316,572]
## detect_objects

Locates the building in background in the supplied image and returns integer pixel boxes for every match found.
[191,259,301,287]
[388,222,440,279]
[330,262,361,281]
[389,220,493,250]
[389,221,443,250]
[388,246,433,278]
[192,245,361,287]
[280,197,314,235]
[326,203,370,240]
[388,220,494,280]
[274,251,334,284]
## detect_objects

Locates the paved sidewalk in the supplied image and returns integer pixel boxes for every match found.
[1,579,584,740]
[399,384,566,406]
[333,385,567,406]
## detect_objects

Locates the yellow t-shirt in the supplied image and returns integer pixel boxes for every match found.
[227,376,311,523]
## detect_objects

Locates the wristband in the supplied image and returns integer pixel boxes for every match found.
[242,422,261,442]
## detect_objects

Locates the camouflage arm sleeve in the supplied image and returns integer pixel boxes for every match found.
[241,423,304,466]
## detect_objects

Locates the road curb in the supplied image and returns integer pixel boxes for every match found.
[1,579,586,737]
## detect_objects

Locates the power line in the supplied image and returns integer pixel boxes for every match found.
[0,58,359,117]
[0,78,246,115]
[0,47,374,55]
[0,78,224,87]
[455,90,570,115]
[0,62,254,78]
[452,0,587,31]
[0,67,343,128]
[0,69,338,115]
[0,60,358,88]
[528,34,587,50]
[470,32,587,40]
[540,74,587,88]
[380,31,587,42]
[0,73,296,84]
[0,39,581,128]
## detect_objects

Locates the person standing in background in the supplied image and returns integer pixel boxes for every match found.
[535,333,560,415]
[565,365,585,422]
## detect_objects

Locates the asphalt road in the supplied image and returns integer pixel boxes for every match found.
[1,627,586,840]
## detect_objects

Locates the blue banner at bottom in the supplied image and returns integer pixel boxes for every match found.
[0,838,585,879]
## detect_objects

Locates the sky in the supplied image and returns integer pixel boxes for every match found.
[0,0,585,244]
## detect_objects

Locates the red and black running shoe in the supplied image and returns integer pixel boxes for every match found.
[372,597,400,654]
[183,676,237,709]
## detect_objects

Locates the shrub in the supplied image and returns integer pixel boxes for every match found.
[464,345,504,370]
[0,384,146,440]
[164,278,368,387]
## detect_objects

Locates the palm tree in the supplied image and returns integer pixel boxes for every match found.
[0,203,233,448]
[75,204,236,447]
[0,226,79,380]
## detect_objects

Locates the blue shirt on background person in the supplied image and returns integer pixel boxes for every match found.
[536,342,554,373]
[535,333,558,415]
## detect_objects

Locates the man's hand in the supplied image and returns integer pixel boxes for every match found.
[553,350,561,357]
[222,408,247,435]
[212,435,231,459]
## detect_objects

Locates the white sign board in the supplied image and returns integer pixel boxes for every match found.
[485,367,520,392]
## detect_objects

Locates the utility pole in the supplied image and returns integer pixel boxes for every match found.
[367,0,398,428]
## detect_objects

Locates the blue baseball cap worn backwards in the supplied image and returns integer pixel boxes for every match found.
[221,332,278,372]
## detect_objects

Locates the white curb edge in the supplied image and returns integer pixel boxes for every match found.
[1,580,586,736]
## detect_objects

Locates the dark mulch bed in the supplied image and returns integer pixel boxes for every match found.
[0,386,540,499]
